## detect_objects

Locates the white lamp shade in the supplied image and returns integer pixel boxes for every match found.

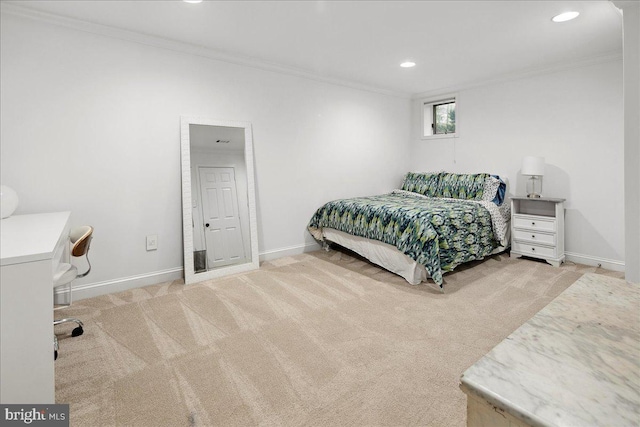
[522,156,545,176]
[0,185,19,219]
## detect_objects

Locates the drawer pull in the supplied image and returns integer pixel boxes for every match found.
[531,247,536,251]
[532,222,536,226]
[532,235,535,239]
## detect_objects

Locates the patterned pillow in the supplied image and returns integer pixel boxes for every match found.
[482,176,501,202]
[434,173,489,200]
[401,172,441,197]
[481,175,507,205]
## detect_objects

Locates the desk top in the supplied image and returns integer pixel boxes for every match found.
[0,212,71,266]
[460,273,639,427]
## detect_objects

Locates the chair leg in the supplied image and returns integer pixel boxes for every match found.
[54,317,84,337]
[54,335,59,360]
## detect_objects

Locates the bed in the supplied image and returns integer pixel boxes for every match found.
[308,172,510,291]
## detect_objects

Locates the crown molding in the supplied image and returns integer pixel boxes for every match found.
[0,2,412,99]
[412,50,623,100]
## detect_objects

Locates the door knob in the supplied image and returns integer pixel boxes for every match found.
[205,223,210,227]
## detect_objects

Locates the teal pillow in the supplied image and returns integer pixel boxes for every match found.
[401,172,441,197]
[435,173,489,200]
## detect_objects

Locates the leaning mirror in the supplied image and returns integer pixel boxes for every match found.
[180,116,259,285]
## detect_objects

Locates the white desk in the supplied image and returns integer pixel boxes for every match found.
[1,211,71,404]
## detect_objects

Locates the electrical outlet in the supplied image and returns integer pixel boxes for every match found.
[146,234,158,251]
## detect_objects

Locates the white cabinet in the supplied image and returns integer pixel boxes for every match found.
[510,197,565,267]
[0,212,71,404]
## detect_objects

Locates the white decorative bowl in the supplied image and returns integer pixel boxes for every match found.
[0,185,19,219]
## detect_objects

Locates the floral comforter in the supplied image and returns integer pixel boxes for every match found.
[308,190,509,288]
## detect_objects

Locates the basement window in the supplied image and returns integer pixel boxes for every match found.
[422,95,457,139]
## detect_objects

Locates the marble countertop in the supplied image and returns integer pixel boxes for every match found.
[460,273,640,427]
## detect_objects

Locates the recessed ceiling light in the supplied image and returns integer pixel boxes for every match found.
[400,61,416,68]
[183,0,203,3]
[552,11,579,22]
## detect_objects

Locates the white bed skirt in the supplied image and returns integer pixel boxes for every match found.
[322,228,426,285]
[322,228,509,286]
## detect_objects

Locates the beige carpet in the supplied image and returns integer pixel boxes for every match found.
[54,250,624,426]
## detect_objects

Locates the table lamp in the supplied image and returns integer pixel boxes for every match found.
[522,156,544,198]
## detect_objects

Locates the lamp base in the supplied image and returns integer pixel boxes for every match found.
[526,176,543,199]
[0,185,19,219]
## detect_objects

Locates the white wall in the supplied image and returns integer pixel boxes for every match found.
[614,1,640,283]
[410,60,625,269]
[0,13,411,296]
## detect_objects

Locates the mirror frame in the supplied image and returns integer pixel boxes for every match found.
[180,116,259,284]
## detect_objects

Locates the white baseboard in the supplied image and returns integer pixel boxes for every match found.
[55,267,184,301]
[57,246,625,302]
[564,252,625,272]
[58,242,323,301]
[259,242,322,262]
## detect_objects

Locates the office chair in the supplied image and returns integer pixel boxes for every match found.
[53,225,93,339]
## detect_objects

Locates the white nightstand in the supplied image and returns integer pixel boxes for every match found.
[510,197,565,267]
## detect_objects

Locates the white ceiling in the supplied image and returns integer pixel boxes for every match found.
[2,0,622,96]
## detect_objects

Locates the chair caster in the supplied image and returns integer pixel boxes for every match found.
[72,326,84,337]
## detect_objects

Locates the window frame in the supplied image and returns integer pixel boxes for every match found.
[421,93,459,140]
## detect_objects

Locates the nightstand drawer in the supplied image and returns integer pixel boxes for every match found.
[513,215,556,233]
[512,241,556,258]
[512,230,556,245]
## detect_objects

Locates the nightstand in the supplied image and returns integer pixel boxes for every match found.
[510,197,565,267]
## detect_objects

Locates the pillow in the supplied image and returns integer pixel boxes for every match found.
[435,172,489,200]
[401,172,441,197]
[491,175,507,205]
[482,176,501,203]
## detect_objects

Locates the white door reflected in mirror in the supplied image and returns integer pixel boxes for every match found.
[199,166,246,269]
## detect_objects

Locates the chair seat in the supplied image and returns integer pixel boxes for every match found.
[54,263,78,288]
